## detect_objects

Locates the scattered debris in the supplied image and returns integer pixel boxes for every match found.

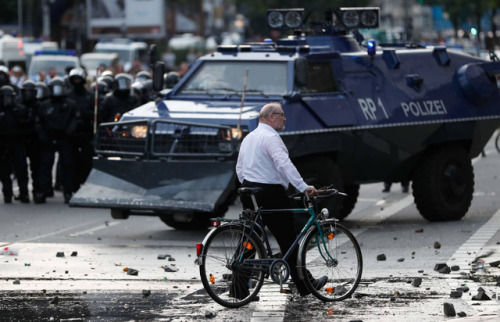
[157,254,170,260]
[0,246,19,255]
[418,270,424,273]
[457,312,467,317]
[205,310,216,318]
[70,251,78,257]
[13,279,20,285]
[451,265,460,271]
[56,252,65,257]
[353,292,370,299]
[168,257,176,262]
[142,290,151,297]
[443,302,456,317]
[377,254,386,261]
[163,265,179,273]
[434,263,450,274]
[415,228,424,233]
[489,260,500,267]
[457,286,469,293]
[476,259,485,269]
[411,278,422,287]
[127,268,139,276]
[397,258,404,262]
[472,289,491,301]
[24,263,30,266]
[123,267,128,272]
[433,241,441,249]
[434,263,447,271]
[450,290,462,298]
[50,296,59,305]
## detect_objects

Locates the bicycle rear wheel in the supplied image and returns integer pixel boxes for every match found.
[199,224,266,308]
[300,221,362,301]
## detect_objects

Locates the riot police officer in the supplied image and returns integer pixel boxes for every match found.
[20,80,43,199]
[35,81,50,102]
[67,68,94,191]
[100,73,140,123]
[36,77,81,204]
[0,66,11,87]
[0,85,29,203]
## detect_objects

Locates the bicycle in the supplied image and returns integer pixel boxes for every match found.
[196,186,363,308]
[495,129,500,154]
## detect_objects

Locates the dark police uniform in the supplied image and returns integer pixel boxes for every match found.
[99,73,140,123]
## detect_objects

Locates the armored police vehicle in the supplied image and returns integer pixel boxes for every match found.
[71,8,500,229]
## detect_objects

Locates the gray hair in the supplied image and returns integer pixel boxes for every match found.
[259,102,282,120]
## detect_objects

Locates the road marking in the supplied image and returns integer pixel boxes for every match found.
[69,221,122,236]
[1,219,105,246]
[359,195,414,224]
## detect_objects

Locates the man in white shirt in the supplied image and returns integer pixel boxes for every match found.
[235,102,324,298]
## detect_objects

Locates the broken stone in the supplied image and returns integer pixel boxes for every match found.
[142,290,151,297]
[451,265,460,271]
[353,292,370,299]
[438,266,451,274]
[205,310,216,318]
[377,254,386,261]
[443,302,456,317]
[70,251,78,257]
[430,291,438,295]
[411,277,422,287]
[13,280,20,285]
[168,257,176,261]
[489,260,500,267]
[434,241,441,249]
[457,312,467,317]
[397,258,405,262]
[418,270,424,273]
[157,254,169,260]
[450,290,462,298]
[164,265,179,273]
[434,263,447,271]
[50,296,59,305]
[472,290,491,301]
[457,286,469,293]
[56,252,65,257]
[415,228,424,233]
[127,268,139,276]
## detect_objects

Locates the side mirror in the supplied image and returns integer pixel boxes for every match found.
[294,57,307,88]
[152,61,165,92]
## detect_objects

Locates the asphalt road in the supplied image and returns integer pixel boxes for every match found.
[1,136,500,321]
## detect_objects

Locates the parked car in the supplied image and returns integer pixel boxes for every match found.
[28,50,80,82]
[81,52,119,79]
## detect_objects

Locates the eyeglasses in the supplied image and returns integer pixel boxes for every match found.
[272,112,285,117]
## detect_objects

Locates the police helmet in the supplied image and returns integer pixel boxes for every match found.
[90,80,109,95]
[101,70,115,80]
[21,80,37,102]
[114,73,133,93]
[131,81,144,95]
[35,82,49,100]
[165,72,180,89]
[98,75,114,89]
[48,77,67,97]
[69,67,86,84]
[0,65,10,87]
[0,85,16,107]
[135,71,151,84]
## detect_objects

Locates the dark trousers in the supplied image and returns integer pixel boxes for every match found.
[39,138,74,197]
[0,143,29,199]
[240,180,310,296]
[72,134,93,192]
[26,136,42,194]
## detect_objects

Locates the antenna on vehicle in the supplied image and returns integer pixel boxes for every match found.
[237,68,249,133]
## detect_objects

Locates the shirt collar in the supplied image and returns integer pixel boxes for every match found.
[258,122,278,134]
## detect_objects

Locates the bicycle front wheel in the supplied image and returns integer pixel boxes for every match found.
[199,224,266,308]
[301,221,362,301]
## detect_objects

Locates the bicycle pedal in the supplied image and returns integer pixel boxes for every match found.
[280,289,292,294]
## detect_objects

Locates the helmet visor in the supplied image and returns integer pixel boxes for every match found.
[52,84,64,97]
[116,77,131,91]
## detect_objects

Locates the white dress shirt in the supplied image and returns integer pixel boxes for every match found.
[236,123,308,192]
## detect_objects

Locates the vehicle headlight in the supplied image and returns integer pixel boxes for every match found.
[131,125,148,139]
[231,127,243,140]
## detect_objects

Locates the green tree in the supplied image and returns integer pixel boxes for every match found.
[234,0,371,37]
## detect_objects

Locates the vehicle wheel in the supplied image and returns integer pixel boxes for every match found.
[199,224,266,308]
[412,145,474,221]
[159,212,212,230]
[301,221,363,302]
[338,184,359,220]
[495,131,500,154]
[295,156,344,219]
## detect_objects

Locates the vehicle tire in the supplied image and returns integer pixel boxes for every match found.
[338,184,359,219]
[495,131,500,154]
[412,145,474,221]
[295,156,344,219]
[199,224,266,308]
[159,212,212,230]
[300,221,363,302]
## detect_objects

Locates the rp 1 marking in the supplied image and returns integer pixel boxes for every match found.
[358,98,389,121]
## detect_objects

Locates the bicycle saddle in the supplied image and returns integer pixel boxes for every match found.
[237,187,262,195]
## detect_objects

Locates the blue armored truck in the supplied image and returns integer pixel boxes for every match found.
[71,8,500,229]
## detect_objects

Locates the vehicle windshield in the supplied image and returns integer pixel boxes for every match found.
[29,59,77,77]
[82,57,112,70]
[96,48,130,63]
[179,61,287,96]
